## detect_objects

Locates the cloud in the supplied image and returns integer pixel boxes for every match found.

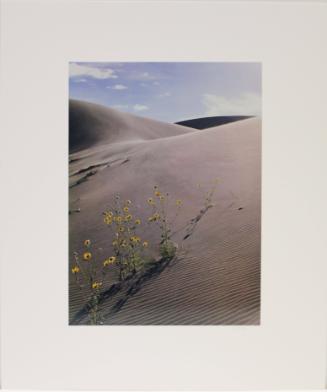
[108,84,128,90]
[130,71,157,81]
[158,92,171,98]
[202,93,261,116]
[153,81,160,86]
[70,63,118,79]
[133,104,149,112]
[72,78,88,83]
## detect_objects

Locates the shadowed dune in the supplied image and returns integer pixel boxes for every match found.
[176,115,253,130]
[69,99,261,325]
[70,99,193,153]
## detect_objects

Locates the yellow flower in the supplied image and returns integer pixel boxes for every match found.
[154,191,161,197]
[83,252,92,261]
[104,211,113,217]
[176,199,182,206]
[103,256,116,266]
[112,240,118,246]
[148,216,154,222]
[84,239,91,247]
[153,213,160,221]
[123,206,129,213]
[142,241,148,248]
[104,216,112,225]
[116,216,123,224]
[135,219,141,225]
[147,197,155,205]
[71,265,80,274]
[119,226,125,232]
[130,236,141,244]
[125,214,132,221]
[159,195,165,201]
[126,200,132,205]
[92,282,102,290]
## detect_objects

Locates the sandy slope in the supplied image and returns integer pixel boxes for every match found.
[69,100,261,325]
[70,99,193,153]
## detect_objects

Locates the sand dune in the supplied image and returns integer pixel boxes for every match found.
[176,115,253,129]
[69,99,261,325]
[70,99,192,153]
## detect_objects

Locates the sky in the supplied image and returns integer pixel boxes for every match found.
[69,62,261,123]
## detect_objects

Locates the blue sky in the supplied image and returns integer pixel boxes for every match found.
[69,62,261,123]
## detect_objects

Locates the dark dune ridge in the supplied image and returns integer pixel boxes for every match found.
[176,115,253,130]
[69,99,192,153]
[69,99,261,325]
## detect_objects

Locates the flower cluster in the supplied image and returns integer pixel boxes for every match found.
[102,196,149,280]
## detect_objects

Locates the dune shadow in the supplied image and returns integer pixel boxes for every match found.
[70,255,176,325]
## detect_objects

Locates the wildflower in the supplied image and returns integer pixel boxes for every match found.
[176,199,182,206]
[153,212,160,221]
[147,197,155,205]
[154,191,161,197]
[83,252,92,261]
[112,240,118,246]
[71,265,80,274]
[103,256,116,266]
[92,282,102,290]
[116,216,123,224]
[125,214,132,221]
[142,241,148,248]
[130,236,141,244]
[148,216,153,222]
[126,200,132,205]
[104,216,112,225]
[84,239,91,247]
[123,206,129,213]
[119,226,125,232]
[154,185,158,189]
[135,219,141,225]
[104,211,113,217]
[159,195,165,201]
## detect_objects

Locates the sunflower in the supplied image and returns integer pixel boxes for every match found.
[71,265,80,274]
[135,219,141,225]
[104,216,112,225]
[84,239,91,247]
[103,256,116,266]
[147,197,155,205]
[92,282,102,290]
[125,214,132,221]
[83,252,92,261]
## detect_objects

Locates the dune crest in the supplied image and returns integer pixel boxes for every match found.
[69,99,193,153]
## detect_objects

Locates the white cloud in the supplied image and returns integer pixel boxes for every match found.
[133,104,149,112]
[158,92,171,98]
[70,63,118,79]
[153,81,160,86]
[202,93,261,116]
[108,84,128,90]
[130,71,157,81]
[73,78,88,83]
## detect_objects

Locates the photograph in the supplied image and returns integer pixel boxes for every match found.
[69,62,262,325]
